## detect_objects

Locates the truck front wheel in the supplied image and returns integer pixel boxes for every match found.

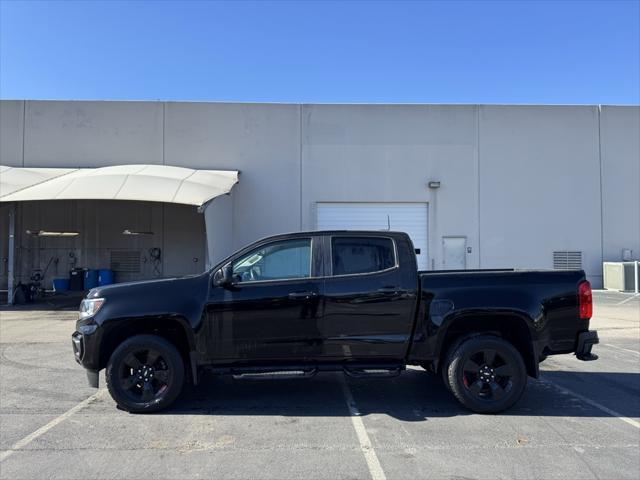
[444,335,526,414]
[106,334,185,413]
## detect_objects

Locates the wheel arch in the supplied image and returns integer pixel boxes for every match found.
[437,312,538,378]
[98,316,197,381]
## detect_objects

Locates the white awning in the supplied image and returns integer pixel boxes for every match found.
[0,164,239,207]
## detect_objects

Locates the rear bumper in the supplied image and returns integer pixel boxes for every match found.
[576,330,599,361]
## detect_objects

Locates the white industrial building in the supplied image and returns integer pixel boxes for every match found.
[0,100,638,300]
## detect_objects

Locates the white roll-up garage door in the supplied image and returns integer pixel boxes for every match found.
[316,202,429,270]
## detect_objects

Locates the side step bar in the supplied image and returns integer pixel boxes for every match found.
[344,365,404,378]
[232,368,318,380]
[227,364,405,380]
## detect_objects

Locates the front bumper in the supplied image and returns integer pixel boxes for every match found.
[85,369,99,388]
[71,331,84,363]
[72,327,101,387]
[576,330,599,361]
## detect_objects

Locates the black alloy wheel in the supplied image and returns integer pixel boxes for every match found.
[118,347,171,403]
[106,335,184,413]
[444,335,527,414]
[461,348,514,401]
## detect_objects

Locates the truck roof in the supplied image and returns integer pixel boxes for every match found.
[257,230,411,240]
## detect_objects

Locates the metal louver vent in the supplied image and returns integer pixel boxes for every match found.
[110,250,141,273]
[553,251,582,270]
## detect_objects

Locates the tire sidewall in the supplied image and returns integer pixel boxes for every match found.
[447,335,527,414]
[106,334,185,413]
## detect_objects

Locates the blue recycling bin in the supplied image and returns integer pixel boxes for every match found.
[53,278,70,292]
[98,269,114,286]
[84,269,99,290]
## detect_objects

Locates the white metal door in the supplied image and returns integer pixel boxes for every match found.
[442,236,466,270]
[316,203,428,270]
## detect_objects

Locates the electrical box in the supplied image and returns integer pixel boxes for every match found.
[603,262,639,292]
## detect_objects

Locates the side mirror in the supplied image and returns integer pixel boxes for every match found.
[214,264,234,287]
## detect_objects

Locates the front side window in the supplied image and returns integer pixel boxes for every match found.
[331,237,395,276]
[232,238,311,282]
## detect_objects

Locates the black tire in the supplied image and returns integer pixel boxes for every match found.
[445,335,526,414]
[441,361,453,392]
[440,334,469,392]
[106,334,185,413]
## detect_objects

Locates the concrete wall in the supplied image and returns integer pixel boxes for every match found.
[600,106,640,263]
[0,100,23,167]
[203,193,234,268]
[301,104,479,270]
[24,101,164,167]
[164,102,301,250]
[479,106,603,283]
[1,100,639,288]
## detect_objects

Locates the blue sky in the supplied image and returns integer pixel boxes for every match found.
[1,0,638,104]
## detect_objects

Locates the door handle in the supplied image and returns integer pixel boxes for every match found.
[288,291,318,300]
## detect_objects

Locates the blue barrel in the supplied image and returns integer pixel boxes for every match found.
[53,278,70,292]
[84,269,99,290]
[98,269,114,286]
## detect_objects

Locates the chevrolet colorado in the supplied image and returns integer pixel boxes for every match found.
[72,231,598,413]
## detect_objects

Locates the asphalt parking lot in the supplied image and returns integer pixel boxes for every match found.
[1,290,638,480]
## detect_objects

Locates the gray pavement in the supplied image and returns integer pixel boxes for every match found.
[0,291,638,479]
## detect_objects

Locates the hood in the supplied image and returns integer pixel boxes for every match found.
[86,274,202,299]
[87,272,212,326]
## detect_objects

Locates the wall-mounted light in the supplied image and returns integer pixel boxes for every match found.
[427,181,441,189]
[26,230,80,237]
[122,229,154,236]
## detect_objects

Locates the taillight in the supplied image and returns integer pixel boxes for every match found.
[579,281,592,319]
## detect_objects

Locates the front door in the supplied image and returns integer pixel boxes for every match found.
[206,236,323,362]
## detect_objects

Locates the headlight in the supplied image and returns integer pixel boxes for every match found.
[79,298,105,320]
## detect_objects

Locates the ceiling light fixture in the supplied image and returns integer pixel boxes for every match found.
[26,230,80,237]
[122,229,154,236]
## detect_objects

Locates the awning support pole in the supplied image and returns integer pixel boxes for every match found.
[7,203,16,305]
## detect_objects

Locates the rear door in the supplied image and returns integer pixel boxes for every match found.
[320,234,416,360]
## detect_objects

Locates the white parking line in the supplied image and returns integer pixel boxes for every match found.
[615,294,640,306]
[602,343,640,356]
[0,389,106,463]
[542,379,639,429]
[340,377,387,480]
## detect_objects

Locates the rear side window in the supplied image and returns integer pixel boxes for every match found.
[331,237,395,276]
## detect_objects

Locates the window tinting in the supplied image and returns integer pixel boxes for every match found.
[331,237,395,275]
[232,239,311,282]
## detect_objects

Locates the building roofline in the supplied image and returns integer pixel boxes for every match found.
[1,98,638,108]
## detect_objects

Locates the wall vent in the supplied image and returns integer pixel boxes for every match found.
[553,251,583,270]
[110,250,141,273]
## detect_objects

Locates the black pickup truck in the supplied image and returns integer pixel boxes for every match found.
[72,231,598,413]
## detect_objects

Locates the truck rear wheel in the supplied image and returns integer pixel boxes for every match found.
[444,335,526,414]
[106,334,184,413]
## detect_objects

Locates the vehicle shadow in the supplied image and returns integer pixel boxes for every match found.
[163,369,640,421]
